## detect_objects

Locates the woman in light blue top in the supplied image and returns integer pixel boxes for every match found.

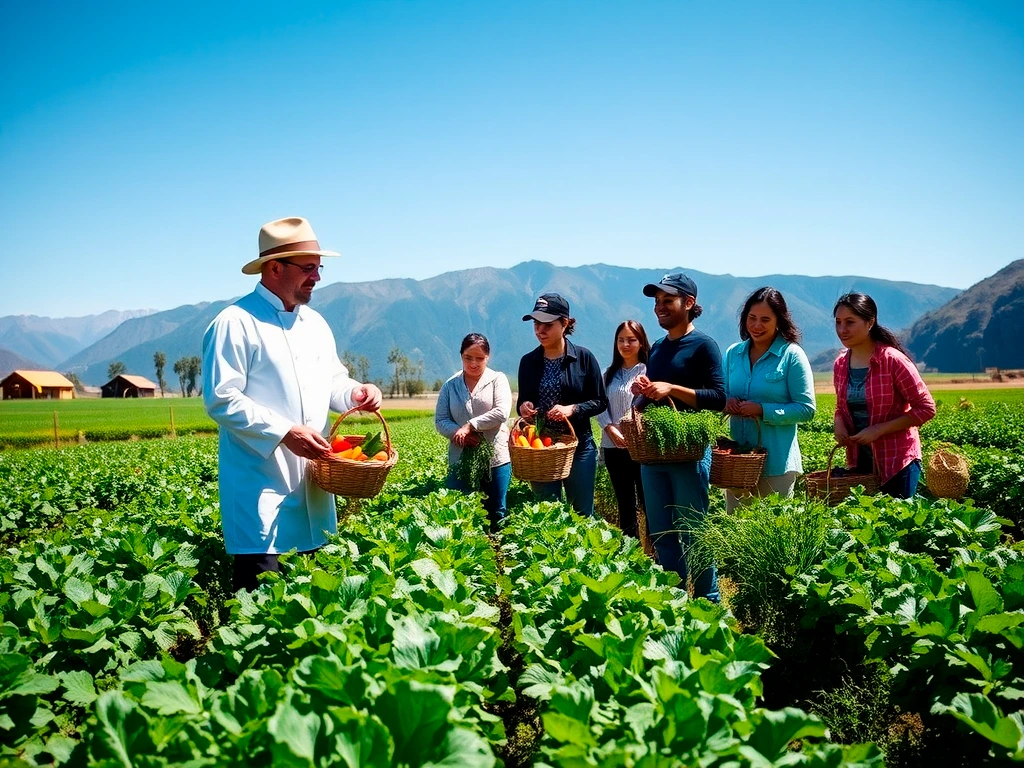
[723,287,816,511]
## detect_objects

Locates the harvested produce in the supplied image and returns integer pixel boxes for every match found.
[640,406,718,454]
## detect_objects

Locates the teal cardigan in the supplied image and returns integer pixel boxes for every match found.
[723,336,816,477]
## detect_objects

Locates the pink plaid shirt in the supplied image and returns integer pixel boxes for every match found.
[834,345,936,484]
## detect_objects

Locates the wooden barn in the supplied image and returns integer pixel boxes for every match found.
[0,370,76,400]
[101,374,158,398]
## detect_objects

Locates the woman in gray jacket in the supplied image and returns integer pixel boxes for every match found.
[435,333,512,528]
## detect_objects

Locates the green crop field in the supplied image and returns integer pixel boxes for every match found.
[0,398,433,449]
[1,397,1022,766]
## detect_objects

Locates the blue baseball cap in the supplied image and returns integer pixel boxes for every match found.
[643,273,698,299]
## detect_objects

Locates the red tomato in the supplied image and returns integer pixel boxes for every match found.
[542,436,553,447]
[331,437,353,453]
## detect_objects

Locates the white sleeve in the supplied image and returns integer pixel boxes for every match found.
[202,315,294,459]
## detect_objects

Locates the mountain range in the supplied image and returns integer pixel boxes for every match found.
[1,262,962,386]
[0,310,156,369]
[905,259,1024,372]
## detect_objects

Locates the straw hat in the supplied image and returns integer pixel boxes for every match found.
[241,216,341,275]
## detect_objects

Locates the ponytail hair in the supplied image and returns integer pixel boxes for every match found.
[563,317,577,336]
[833,293,909,357]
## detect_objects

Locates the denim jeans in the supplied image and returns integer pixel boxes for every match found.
[531,437,598,517]
[640,447,719,602]
[880,459,922,499]
[447,461,512,529]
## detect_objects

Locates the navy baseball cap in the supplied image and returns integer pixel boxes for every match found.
[523,293,570,322]
[643,273,698,299]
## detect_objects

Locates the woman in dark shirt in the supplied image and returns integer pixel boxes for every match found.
[518,293,609,516]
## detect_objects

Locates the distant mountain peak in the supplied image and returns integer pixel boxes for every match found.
[906,259,1024,371]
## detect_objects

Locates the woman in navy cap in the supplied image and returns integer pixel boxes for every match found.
[518,293,609,516]
[632,274,725,602]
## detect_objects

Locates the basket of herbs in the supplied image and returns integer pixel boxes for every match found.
[619,400,719,464]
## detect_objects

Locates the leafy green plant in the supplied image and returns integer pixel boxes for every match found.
[454,440,494,490]
[690,496,832,644]
[640,406,719,453]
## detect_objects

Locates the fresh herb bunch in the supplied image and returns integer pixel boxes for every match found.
[641,406,719,453]
[454,438,494,488]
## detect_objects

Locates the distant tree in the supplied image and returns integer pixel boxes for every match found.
[403,360,425,397]
[173,357,187,396]
[183,356,202,397]
[432,378,444,392]
[107,361,127,380]
[387,347,409,397]
[64,372,84,392]
[977,347,986,373]
[153,351,167,396]
[341,350,371,383]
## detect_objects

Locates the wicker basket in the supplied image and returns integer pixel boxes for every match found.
[805,444,878,507]
[509,416,577,482]
[619,400,710,464]
[308,407,398,499]
[926,446,969,499]
[710,416,767,491]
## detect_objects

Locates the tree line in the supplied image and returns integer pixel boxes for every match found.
[95,345,435,399]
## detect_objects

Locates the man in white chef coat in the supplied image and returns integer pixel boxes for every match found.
[202,216,383,591]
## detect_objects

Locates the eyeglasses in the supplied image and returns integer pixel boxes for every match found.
[277,259,323,276]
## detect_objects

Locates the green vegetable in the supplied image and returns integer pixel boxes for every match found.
[454,439,494,488]
[640,406,718,453]
[361,431,385,457]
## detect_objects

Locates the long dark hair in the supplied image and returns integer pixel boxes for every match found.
[460,333,490,354]
[604,320,651,386]
[739,287,801,344]
[833,293,909,356]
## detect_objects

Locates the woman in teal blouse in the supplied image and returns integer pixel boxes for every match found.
[723,287,816,511]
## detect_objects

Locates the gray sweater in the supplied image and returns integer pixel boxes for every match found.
[434,368,512,468]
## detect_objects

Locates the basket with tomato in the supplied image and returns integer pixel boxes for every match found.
[309,406,398,498]
[508,416,577,483]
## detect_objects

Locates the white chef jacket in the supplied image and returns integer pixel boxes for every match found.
[202,282,359,554]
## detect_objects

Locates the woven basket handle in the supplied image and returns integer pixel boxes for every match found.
[824,443,842,494]
[826,442,880,495]
[631,395,679,421]
[327,406,393,454]
[722,413,762,449]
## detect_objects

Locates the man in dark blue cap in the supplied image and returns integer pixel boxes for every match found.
[631,273,725,602]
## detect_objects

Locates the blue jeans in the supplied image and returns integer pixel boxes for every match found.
[880,459,921,499]
[447,461,512,529]
[531,438,597,517]
[640,447,719,602]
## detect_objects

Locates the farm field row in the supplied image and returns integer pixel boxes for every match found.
[1,401,1022,765]
[0,398,433,449]
[3,387,1022,448]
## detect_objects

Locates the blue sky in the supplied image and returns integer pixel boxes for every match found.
[1,0,1022,317]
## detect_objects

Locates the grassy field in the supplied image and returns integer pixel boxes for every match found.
[0,398,433,449]
[3,386,1021,449]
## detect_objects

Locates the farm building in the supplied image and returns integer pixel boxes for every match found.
[101,374,158,398]
[0,370,76,400]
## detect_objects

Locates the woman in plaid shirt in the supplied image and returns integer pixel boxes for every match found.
[833,293,936,498]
